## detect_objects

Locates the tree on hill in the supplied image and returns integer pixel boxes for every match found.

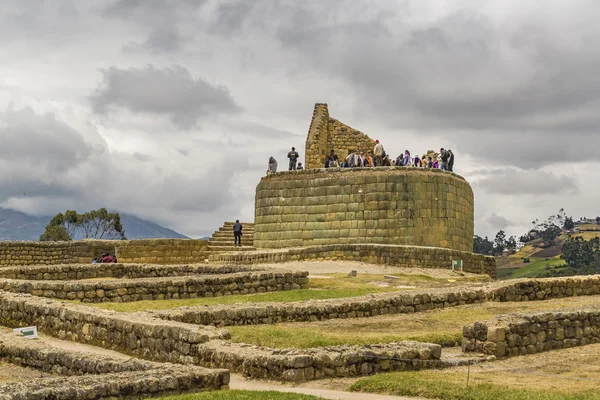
[506,236,517,252]
[473,235,494,255]
[494,230,506,255]
[596,216,600,225]
[40,208,126,241]
[531,208,571,248]
[564,216,575,230]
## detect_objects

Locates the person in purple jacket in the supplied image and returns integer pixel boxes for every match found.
[403,150,411,167]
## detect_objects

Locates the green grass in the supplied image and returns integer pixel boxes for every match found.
[158,390,320,400]
[497,257,565,280]
[228,325,461,349]
[350,372,600,400]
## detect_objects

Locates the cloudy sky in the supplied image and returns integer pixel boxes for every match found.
[1,0,598,239]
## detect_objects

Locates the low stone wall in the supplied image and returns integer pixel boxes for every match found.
[0,239,210,266]
[0,291,229,361]
[210,243,496,278]
[0,291,445,382]
[201,340,443,382]
[0,271,309,303]
[462,308,600,358]
[0,367,228,400]
[0,263,255,281]
[157,276,600,327]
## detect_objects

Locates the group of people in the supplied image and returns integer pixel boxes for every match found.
[266,142,456,174]
[267,147,303,174]
[92,253,117,263]
[326,141,455,172]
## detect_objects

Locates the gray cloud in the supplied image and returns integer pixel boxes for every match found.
[89,65,240,128]
[0,107,95,173]
[486,213,512,231]
[122,27,184,53]
[475,168,578,195]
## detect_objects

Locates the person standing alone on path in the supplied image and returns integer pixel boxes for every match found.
[287,147,299,170]
[233,220,242,247]
[374,140,384,166]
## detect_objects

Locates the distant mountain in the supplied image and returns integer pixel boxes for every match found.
[0,208,188,241]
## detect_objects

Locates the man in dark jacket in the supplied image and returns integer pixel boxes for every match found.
[447,149,454,172]
[233,220,243,247]
[287,147,299,170]
[440,148,449,170]
[325,149,339,168]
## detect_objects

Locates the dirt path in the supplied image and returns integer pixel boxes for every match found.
[264,260,483,279]
[0,326,131,360]
[229,374,424,400]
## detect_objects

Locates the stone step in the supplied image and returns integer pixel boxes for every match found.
[208,241,254,247]
[211,233,255,239]
[218,228,255,233]
[222,222,254,227]
[208,246,255,252]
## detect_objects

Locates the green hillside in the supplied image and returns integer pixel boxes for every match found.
[497,225,600,280]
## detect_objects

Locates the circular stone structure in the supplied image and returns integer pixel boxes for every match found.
[254,167,474,252]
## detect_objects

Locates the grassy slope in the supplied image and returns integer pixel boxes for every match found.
[159,390,320,400]
[227,295,600,348]
[497,228,600,280]
[350,372,599,400]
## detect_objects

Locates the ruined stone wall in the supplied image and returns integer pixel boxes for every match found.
[463,309,600,357]
[327,118,377,163]
[305,103,330,169]
[254,168,475,252]
[0,270,309,302]
[211,243,494,277]
[0,239,209,266]
[159,276,600,328]
[304,103,377,169]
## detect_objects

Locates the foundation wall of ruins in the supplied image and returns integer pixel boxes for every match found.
[0,239,210,266]
[255,168,475,252]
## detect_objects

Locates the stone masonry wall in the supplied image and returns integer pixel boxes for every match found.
[0,263,254,281]
[0,271,309,303]
[211,243,495,277]
[304,103,377,169]
[0,239,210,266]
[254,167,475,252]
[158,276,600,327]
[0,291,443,383]
[328,117,377,164]
[463,309,600,358]
[305,103,330,169]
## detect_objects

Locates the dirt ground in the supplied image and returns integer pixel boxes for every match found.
[265,260,485,279]
[0,362,49,384]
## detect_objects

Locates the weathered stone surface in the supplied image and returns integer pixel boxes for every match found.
[304,104,376,169]
[0,239,210,266]
[463,306,600,358]
[0,270,309,303]
[254,168,475,253]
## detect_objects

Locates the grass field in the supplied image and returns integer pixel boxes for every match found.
[159,390,320,400]
[84,273,487,313]
[350,344,600,400]
[227,295,600,348]
[496,257,564,280]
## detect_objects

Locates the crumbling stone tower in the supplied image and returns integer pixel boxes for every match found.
[305,104,376,169]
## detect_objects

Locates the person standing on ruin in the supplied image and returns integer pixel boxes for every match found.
[447,149,454,172]
[374,140,384,166]
[267,157,278,174]
[287,147,299,170]
[233,220,242,247]
[364,152,374,167]
[402,150,411,167]
[325,149,339,168]
[440,148,449,170]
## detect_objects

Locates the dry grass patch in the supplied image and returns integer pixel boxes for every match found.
[228,295,600,348]
[351,344,600,399]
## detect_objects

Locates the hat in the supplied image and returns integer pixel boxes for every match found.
[376,140,379,143]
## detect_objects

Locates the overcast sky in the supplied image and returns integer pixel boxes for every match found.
[1,0,598,239]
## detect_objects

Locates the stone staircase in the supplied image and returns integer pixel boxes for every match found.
[208,222,255,252]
